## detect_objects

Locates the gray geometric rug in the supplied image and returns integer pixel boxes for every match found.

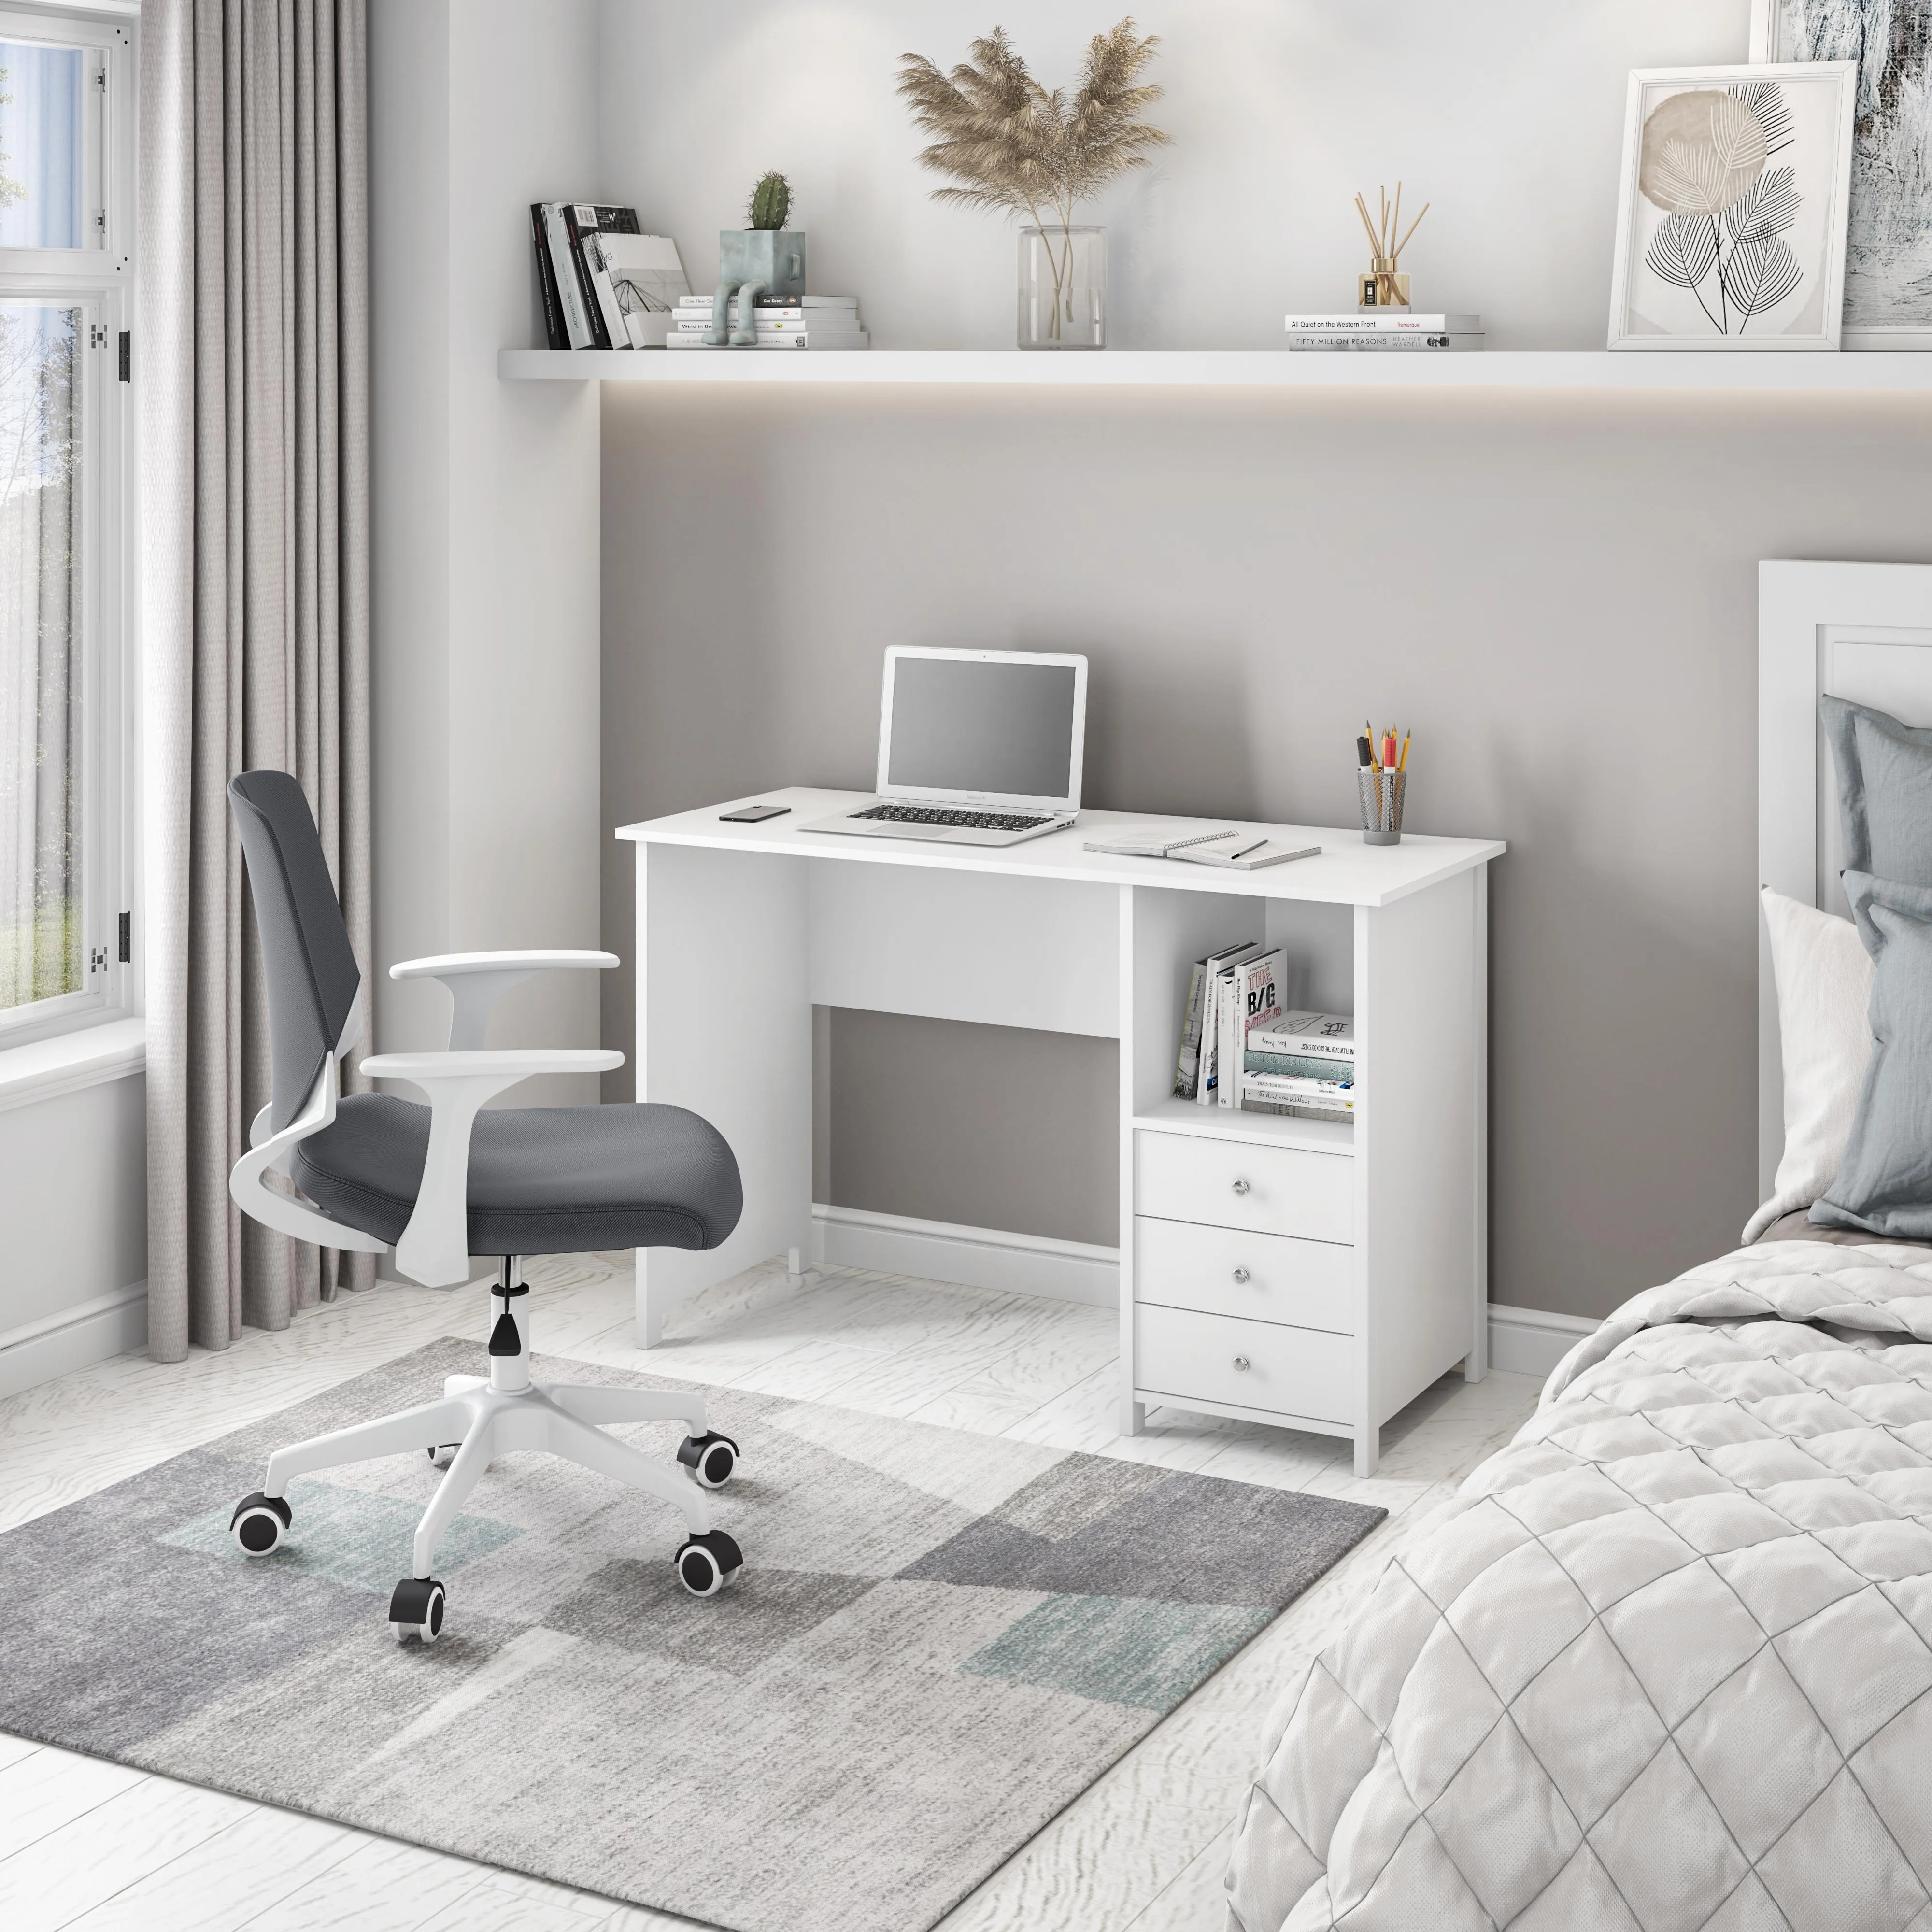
[0,1338,1384,1932]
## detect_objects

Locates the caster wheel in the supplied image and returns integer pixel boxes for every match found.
[427,1443,459,1470]
[230,1492,291,1556]
[675,1530,743,1598]
[389,1576,446,1643]
[678,1431,739,1490]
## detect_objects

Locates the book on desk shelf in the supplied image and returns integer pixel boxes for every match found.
[1242,1071,1357,1118]
[1217,948,1286,1109]
[1250,1011,1354,1062]
[1175,939,1259,1102]
[1245,1050,1353,1081]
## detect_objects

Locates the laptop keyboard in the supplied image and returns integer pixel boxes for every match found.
[853,804,1057,832]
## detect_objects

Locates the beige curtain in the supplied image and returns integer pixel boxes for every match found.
[140,0,371,1360]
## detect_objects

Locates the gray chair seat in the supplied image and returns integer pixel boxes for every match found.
[293,1093,742,1256]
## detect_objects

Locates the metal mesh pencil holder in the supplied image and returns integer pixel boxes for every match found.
[1359,770,1406,845]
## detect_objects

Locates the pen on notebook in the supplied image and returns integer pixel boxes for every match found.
[1226,836,1267,861]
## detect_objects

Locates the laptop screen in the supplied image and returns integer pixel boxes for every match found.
[884,655,1080,802]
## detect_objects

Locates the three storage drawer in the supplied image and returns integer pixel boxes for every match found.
[1132,1130,1356,1427]
[1135,1132,1353,1244]
[1134,1216,1351,1331]
[1134,1305,1352,1426]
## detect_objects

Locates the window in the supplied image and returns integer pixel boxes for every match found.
[0,7,131,1043]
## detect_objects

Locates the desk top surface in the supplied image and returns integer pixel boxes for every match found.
[617,789,1504,908]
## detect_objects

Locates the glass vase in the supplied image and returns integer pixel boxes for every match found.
[1018,226,1106,350]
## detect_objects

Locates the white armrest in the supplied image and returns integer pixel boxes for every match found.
[229,1059,386,1257]
[359,1048,624,1286]
[387,951,620,1051]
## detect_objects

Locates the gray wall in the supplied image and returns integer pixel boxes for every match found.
[588,0,1932,1321]
[370,0,605,1110]
[824,1011,1117,1248]
[600,386,1932,1321]
[595,0,1754,353]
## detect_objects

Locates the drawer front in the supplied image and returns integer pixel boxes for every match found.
[1134,1216,1352,1332]
[1135,1132,1353,1244]
[1135,1304,1353,1426]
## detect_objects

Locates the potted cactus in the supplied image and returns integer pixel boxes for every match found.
[708,172,808,345]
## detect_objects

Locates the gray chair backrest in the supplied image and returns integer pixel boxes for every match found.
[228,771,361,1133]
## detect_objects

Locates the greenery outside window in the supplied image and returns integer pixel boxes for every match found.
[0,6,133,1045]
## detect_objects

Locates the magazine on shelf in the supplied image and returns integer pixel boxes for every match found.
[530,205,567,349]
[1217,947,1287,1109]
[538,204,595,348]
[1193,941,1262,1106]
[1174,960,1210,1099]
[597,233,691,343]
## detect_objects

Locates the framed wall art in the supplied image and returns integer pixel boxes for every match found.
[1607,62,1856,350]
[1752,1,1932,347]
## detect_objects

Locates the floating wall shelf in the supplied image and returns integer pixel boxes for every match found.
[500,347,1932,392]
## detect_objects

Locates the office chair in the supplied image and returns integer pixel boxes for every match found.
[222,770,747,1642]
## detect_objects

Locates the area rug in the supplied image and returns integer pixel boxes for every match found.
[0,1338,1384,1932]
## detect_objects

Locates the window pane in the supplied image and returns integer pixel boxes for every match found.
[0,303,82,1013]
[0,41,85,249]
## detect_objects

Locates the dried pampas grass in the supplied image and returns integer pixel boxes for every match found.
[897,20,1169,234]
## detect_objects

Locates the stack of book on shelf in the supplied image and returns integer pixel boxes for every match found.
[1172,942,1356,1122]
[1241,1011,1356,1122]
[1285,313,1483,353]
[668,294,869,351]
[532,203,692,349]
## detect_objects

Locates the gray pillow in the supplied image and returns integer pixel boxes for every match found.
[1811,870,1932,1240]
[1820,694,1932,889]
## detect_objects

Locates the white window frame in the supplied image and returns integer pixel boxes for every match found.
[0,2,135,1049]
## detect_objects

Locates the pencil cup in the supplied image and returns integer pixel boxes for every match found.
[1359,770,1406,845]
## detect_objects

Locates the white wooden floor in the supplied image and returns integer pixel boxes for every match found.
[0,1252,1543,1932]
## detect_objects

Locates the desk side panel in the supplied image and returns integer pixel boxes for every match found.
[1355,871,1479,1434]
[636,841,812,1343]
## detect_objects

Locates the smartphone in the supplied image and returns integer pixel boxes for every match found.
[719,803,791,823]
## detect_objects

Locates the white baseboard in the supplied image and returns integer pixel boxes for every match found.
[0,1280,147,1398]
[811,1205,1118,1308]
[1488,1301,1597,1378]
[808,1209,1598,1377]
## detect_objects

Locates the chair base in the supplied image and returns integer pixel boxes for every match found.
[230,1271,744,1636]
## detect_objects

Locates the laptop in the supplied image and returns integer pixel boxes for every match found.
[803,647,1088,847]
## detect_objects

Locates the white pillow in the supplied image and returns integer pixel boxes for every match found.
[1744,886,1875,1241]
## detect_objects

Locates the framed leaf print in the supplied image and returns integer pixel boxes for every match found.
[1752,1,1932,348]
[1607,62,1857,349]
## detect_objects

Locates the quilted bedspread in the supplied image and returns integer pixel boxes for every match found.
[1225,1240,1932,1932]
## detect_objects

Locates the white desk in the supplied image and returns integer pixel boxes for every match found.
[618,788,1504,1476]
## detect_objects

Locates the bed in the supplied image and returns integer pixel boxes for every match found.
[1224,563,1932,1930]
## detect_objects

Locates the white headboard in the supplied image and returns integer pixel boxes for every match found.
[1759,561,1932,1193]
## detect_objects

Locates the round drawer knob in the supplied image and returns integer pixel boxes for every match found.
[1230,1177,1250,1196]
[1232,1267,1251,1284]
[1232,1355,1251,1373]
